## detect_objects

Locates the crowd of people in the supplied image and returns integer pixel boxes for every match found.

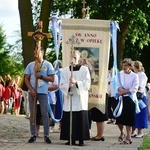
[0,48,150,146]
[0,74,23,115]
[106,58,149,144]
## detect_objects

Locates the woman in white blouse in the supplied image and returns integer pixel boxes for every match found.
[131,60,148,138]
[116,58,139,144]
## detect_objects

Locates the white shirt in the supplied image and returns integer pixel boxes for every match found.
[48,74,58,104]
[137,72,147,93]
[117,70,139,94]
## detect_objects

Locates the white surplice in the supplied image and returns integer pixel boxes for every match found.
[59,65,91,112]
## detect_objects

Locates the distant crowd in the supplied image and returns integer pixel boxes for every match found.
[0,74,24,115]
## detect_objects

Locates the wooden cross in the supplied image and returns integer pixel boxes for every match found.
[28,21,52,51]
[28,21,52,72]
[27,21,52,125]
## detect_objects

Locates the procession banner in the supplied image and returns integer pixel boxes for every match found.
[61,19,111,113]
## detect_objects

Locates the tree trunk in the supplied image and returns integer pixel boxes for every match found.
[18,0,34,68]
[117,22,129,70]
[18,0,52,68]
[40,0,52,52]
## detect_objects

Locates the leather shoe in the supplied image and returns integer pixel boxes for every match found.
[91,136,105,141]
[28,136,36,143]
[79,140,85,146]
[44,136,52,144]
[65,141,76,145]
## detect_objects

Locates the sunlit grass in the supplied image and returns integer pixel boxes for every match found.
[140,133,150,150]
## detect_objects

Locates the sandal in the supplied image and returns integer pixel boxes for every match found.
[131,133,137,137]
[118,134,125,142]
[107,120,115,124]
[120,139,132,144]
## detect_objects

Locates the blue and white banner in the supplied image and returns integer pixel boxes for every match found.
[51,16,62,61]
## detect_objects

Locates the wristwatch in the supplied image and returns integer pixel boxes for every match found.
[40,75,43,79]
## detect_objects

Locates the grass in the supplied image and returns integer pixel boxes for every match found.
[139,133,150,150]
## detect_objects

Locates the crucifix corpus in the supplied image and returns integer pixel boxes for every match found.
[27,21,52,125]
[65,34,80,145]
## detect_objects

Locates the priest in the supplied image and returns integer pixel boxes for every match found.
[59,50,91,146]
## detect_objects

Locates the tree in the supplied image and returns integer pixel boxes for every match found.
[0,24,24,78]
[0,24,6,49]
[0,24,10,78]
[18,0,52,68]
[17,0,149,78]
[52,0,150,69]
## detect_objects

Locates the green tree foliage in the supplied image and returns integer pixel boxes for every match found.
[0,25,6,49]
[52,0,150,68]
[9,0,149,79]
[0,25,24,78]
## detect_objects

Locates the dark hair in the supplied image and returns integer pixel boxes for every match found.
[122,58,132,66]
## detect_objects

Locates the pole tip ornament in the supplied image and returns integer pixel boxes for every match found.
[82,0,90,19]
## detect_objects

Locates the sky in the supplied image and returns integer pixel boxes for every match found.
[0,0,20,44]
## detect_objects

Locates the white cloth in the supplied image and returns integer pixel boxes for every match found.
[48,74,58,104]
[107,76,116,97]
[60,65,91,111]
[137,72,147,95]
[22,90,30,114]
[115,70,140,115]
[117,71,139,94]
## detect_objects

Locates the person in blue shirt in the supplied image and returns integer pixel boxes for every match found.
[24,47,55,144]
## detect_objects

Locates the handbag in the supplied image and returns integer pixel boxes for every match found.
[136,92,144,100]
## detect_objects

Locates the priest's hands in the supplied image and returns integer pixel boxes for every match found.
[69,77,77,87]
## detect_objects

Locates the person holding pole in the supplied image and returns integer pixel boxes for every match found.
[24,47,55,144]
[59,50,91,146]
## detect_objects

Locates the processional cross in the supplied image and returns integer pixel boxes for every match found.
[82,0,87,19]
[65,35,80,145]
[86,6,90,19]
[65,34,80,84]
[28,21,52,125]
[82,0,90,19]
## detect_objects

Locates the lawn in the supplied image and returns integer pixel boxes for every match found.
[140,133,150,150]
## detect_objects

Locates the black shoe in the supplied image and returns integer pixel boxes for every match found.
[65,141,76,145]
[28,136,36,143]
[79,140,85,146]
[91,136,105,141]
[44,136,52,144]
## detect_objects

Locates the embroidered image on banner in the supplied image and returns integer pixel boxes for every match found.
[61,19,111,113]
[75,47,99,85]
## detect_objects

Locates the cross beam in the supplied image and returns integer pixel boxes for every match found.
[28,21,52,49]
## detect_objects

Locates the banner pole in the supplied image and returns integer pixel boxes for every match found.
[69,53,73,145]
